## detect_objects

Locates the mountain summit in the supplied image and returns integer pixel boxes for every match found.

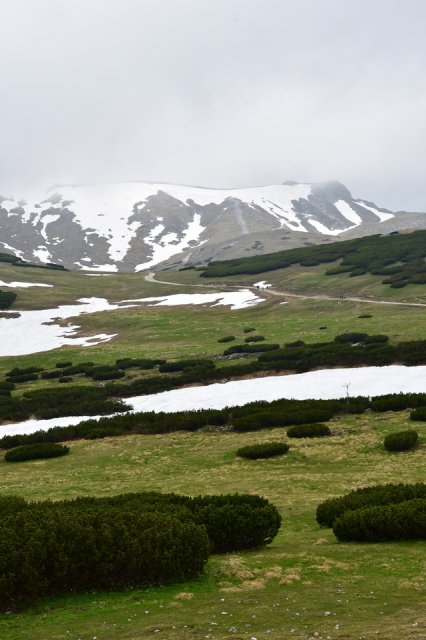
[0,180,423,272]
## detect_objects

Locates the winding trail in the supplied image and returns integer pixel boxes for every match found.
[145,272,426,308]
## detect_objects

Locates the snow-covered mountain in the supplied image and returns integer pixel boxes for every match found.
[0,180,423,271]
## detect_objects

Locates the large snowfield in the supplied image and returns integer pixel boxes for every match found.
[2,365,425,437]
[0,290,265,356]
[0,297,120,356]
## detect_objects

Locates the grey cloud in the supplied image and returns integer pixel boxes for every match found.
[0,0,425,211]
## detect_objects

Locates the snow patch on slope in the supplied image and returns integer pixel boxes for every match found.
[0,280,53,288]
[33,247,52,262]
[334,200,363,226]
[78,263,118,272]
[356,201,394,222]
[0,297,127,356]
[307,219,343,236]
[135,213,205,271]
[128,365,426,412]
[39,214,60,241]
[0,242,25,259]
[123,289,264,310]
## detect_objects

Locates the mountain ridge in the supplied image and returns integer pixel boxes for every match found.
[0,180,424,272]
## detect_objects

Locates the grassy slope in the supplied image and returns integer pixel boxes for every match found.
[0,413,425,640]
[1,261,426,639]
[0,262,425,385]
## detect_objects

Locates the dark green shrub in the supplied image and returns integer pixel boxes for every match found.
[5,443,70,462]
[0,495,27,518]
[285,340,305,348]
[223,343,279,355]
[6,366,43,377]
[89,366,126,381]
[0,382,14,397]
[159,359,214,373]
[41,370,62,379]
[411,407,426,421]
[5,373,38,384]
[21,386,128,420]
[333,498,426,542]
[0,490,280,608]
[85,426,126,439]
[316,482,426,528]
[218,335,236,343]
[59,376,73,384]
[334,332,368,344]
[287,423,331,438]
[358,314,373,318]
[233,408,333,432]
[325,265,353,275]
[365,334,389,344]
[384,430,418,452]
[190,494,281,553]
[115,358,156,370]
[0,291,16,309]
[56,361,72,368]
[0,506,210,609]
[237,442,289,459]
[245,335,265,343]
[0,381,14,392]
[371,394,411,412]
[349,267,368,276]
[243,327,255,333]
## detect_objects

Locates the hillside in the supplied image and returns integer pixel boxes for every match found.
[0,229,425,640]
[1,412,425,640]
[201,230,426,288]
[1,180,424,272]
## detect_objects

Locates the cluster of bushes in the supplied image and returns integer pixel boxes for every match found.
[257,334,426,373]
[159,359,215,373]
[0,385,129,423]
[218,335,235,343]
[245,335,265,343]
[115,358,165,370]
[333,498,426,541]
[287,423,331,438]
[0,381,14,398]
[0,491,281,609]
[316,483,426,528]
[223,343,280,355]
[4,442,69,462]
[410,407,426,421]
[0,291,17,310]
[5,372,38,384]
[201,230,426,288]
[237,442,289,459]
[2,392,425,449]
[233,406,335,432]
[7,357,169,390]
[333,332,388,345]
[384,429,418,451]
[6,366,43,380]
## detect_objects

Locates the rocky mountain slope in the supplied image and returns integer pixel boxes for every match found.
[0,180,424,271]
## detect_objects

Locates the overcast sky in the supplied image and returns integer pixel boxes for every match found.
[1,0,425,210]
